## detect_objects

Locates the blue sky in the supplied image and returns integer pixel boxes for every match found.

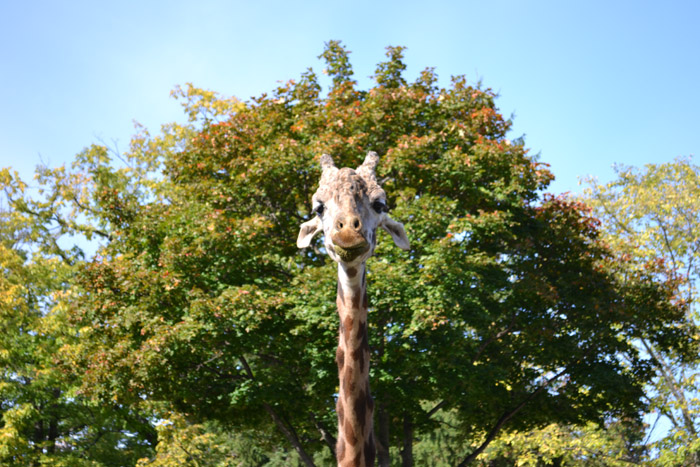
[1,0,698,195]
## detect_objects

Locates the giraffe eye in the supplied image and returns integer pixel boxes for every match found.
[371,200,388,213]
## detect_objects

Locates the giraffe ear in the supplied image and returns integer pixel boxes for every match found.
[380,216,410,251]
[297,217,323,248]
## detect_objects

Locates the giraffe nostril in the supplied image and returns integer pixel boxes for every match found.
[336,216,362,232]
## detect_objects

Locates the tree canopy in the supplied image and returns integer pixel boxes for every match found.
[1,41,695,466]
[583,158,700,466]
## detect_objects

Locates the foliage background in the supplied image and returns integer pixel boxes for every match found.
[1,42,698,466]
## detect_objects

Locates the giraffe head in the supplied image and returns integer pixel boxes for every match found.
[297,152,410,265]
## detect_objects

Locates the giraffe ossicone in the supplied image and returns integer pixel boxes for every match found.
[297,152,409,467]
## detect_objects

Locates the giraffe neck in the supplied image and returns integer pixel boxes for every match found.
[335,262,375,467]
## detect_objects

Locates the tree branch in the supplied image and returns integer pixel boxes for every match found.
[426,400,447,419]
[456,367,569,466]
[427,316,518,423]
[310,411,336,458]
[641,339,697,436]
[239,356,316,467]
[472,314,517,365]
[653,213,678,271]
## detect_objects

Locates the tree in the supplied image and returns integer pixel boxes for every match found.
[5,42,693,465]
[583,158,700,466]
[478,420,647,466]
[0,172,157,465]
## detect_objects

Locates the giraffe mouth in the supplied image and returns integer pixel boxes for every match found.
[333,242,370,262]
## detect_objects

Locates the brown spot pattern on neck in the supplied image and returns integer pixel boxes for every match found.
[335,268,375,466]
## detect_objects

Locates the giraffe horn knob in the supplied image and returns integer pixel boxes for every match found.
[360,151,379,173]
[320,154,336,171]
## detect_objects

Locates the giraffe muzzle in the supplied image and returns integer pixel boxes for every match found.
[333,241,370,263]
[331,224,370,262]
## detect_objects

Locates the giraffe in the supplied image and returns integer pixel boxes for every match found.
[297,152,409,467]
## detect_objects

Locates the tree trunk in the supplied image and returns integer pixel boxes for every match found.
[400,414,413,467]
[47,388,60,453]
[47,418,58,453]
[34,418,44,449]
[376,403,391,467]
